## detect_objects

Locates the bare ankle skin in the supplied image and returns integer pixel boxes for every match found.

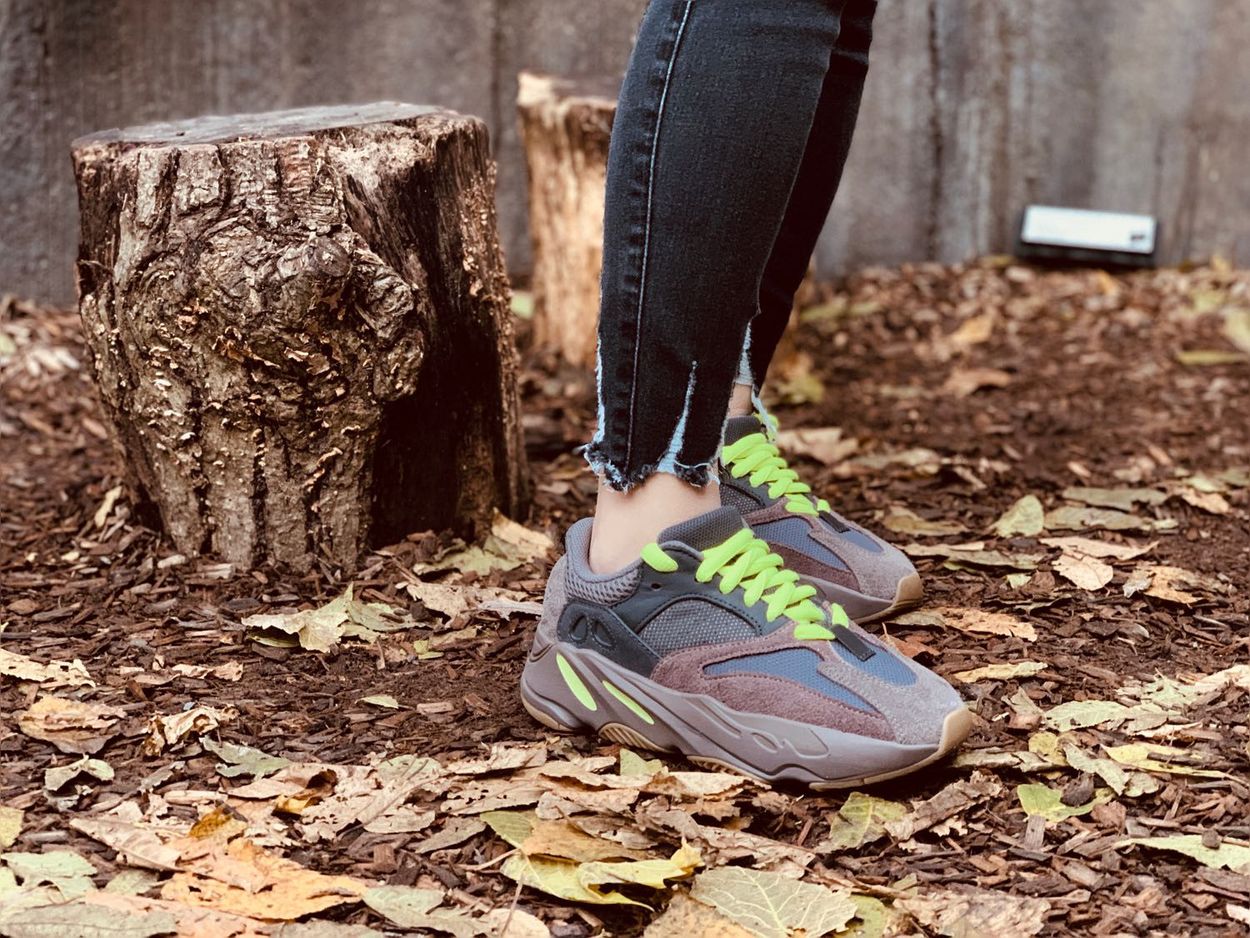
[589,473,721,574]
[727,382,754,418]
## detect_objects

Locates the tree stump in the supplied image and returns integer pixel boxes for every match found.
[517,72,617,369]
[517,73,819,371]
[72,103,528,573]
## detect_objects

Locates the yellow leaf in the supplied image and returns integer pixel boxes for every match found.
[1222,307,1250,355]
[992,495,1044,537]
[643,894,755,937]
[1042,699,1131,732]
[1016,783,1112,821]
[499,853,646,907]
[521,819,649,863]
[819,792,908,851]
[953,661,1048,684]
[358,694,400,710]
[1,850,98,900]
[689,866,856,938]
[160,839,366,919]
[0,808,23,850]
[1127,834,1250,872]
[481,809,535,848]
[1104,743,1226,779]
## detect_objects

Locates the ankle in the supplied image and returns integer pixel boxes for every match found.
[726,382,754,418]
[589,474,721,574]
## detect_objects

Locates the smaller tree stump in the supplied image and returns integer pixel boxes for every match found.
[517,72,617,369]
[73,103,528,572]
[517,73,819,372]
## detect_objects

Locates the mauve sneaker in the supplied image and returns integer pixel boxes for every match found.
[520,506,971,789]
[719,415,923,624]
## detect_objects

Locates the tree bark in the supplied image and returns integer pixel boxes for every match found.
[517,73,616,369]
[72,103,528,573]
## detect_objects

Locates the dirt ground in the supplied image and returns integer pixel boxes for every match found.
[1,258,1248,937]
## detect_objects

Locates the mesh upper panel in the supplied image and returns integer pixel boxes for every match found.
[563,518,640,605]
[721,482,764,515]
[659,507,745,552]
[834,636,918,686]
[752,518,850,571]
[639,599,757,655]
[705,648,873,711]
[723,415,763,445]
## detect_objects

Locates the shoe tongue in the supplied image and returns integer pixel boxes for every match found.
[658,506,747,553]
[723,415,763,446]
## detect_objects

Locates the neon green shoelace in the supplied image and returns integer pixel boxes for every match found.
[642,527,827,625]
[722,432,831,518]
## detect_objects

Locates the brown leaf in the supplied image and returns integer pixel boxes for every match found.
[885,772,1003,841]
[1052,552,1114,591]
[896,607,1037,642]
[943,366,1012,398]
[17,695,126,755]
[774,427,859,465]
[880,506,967,537]
[643,893,755,937]
[900,887,1051,937]
[160,838,367,920]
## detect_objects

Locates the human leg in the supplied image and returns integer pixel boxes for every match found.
[524,1,970,783]
[584,0,846,572]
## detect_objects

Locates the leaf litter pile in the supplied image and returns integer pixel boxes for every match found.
[1,258,1249,936]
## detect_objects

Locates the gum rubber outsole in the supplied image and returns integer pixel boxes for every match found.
[520,642,973,790]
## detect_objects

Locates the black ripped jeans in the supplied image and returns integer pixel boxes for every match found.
[584,0,876,491]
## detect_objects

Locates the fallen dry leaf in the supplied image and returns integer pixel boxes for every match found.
[953,661,1048,684]
[885,772,1003,841]
[992,495,1044,537]
[896,607,1037,642]
[774,426,859,465]
[943,366,1012,398]
[902,543,1043,570]
[0,807,22,849]
[0,648,94,687]
[160,838,367,920]
[899,887,1051,938]
[880,506,966,537]
[643,893,755,937]
[1061,485,1167,511]
[818,791,908,851]
[1043,505,1176,533]
[1052,551,1114,590]
[689,866,856,938]
[144,705,236,756]
[1126,835,1250,872]
[17,695,126,755]
[244,586,410,652]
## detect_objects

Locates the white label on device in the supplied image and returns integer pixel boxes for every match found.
[1021,206,1156,255]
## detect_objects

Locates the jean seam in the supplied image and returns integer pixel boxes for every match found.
[623,0,695,471]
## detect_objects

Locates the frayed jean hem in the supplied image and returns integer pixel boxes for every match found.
[582,441,718,493]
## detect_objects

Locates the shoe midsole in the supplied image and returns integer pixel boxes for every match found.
[520,642,939,785]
